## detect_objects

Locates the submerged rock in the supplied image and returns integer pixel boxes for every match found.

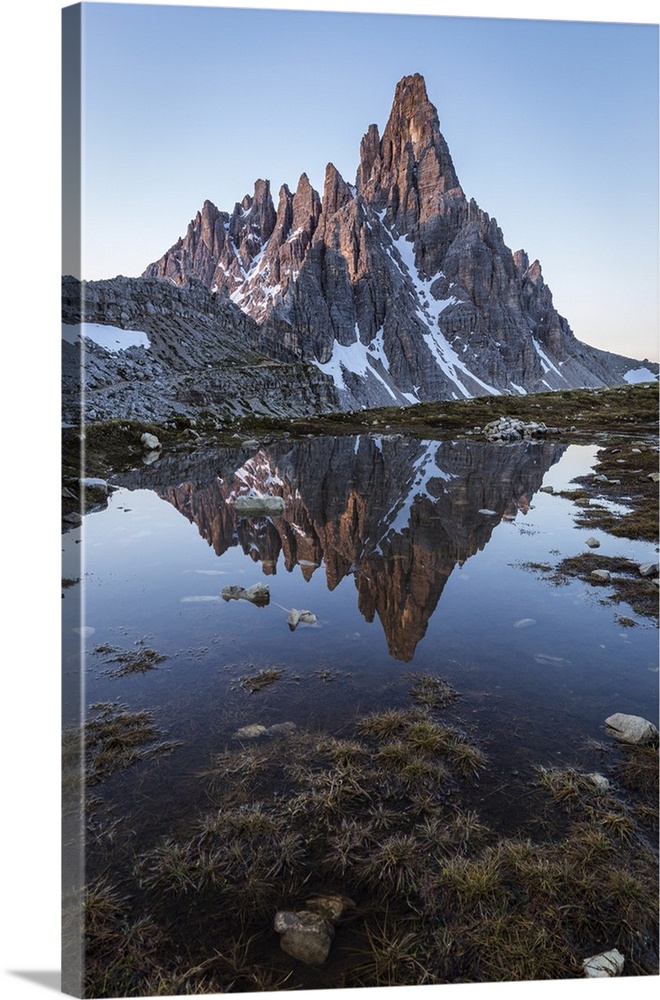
[533,653,570,667]
[232,723,268,740]
[233,494,286,516]
[586,772,610,792]
[604,713,658,745]
[221,583,270,606]
[582,949,625,978]
[232,721,297,740]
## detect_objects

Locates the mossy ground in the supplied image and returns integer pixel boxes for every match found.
[72,673,659,996]
[244,383,659,441]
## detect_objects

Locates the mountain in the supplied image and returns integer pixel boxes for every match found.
[144,73,652,409]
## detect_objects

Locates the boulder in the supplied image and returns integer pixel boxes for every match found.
[604,713,658,745]
[638,561,658,578]
[221,583,270,606]
[590,569,611,583]
[274,910,335,965]
[233,495,285,516]
[584,537,600,548]
[582,949,625,978]
[140,432,161,451]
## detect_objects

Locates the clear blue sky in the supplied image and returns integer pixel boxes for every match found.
[69,1,657,363]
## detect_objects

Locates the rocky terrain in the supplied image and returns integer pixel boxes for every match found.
[62,274,338,425]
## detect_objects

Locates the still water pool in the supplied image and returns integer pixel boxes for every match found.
[62,435,657,847]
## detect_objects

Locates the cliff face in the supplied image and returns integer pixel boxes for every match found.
[143,73,650,408]
[156,435,565,660]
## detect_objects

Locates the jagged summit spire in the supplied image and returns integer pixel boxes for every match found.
[357,72,464,235]
[384,73,439,158]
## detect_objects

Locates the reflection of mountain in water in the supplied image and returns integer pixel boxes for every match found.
[158,436,565,661]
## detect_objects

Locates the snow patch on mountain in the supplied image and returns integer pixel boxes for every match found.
[623,367,658,384]
[62,322,150,353]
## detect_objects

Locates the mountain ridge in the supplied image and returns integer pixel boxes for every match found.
[142,73,653,407]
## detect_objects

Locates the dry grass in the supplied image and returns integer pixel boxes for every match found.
[80,696,659,995]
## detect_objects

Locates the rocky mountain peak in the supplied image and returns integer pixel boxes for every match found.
[140,73,653,406]
[357,71,464,234]
[385,72,440,160]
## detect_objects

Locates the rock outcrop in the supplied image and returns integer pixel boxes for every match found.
[61,274,338,425]
[142,73,654,409]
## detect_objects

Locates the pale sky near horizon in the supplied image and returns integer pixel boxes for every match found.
[66,1,659,362]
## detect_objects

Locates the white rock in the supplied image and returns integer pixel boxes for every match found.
[233,495,285,516]
[478,508,497,515]
[604,713,658,745]
[590,569,611,583]
[288,609,317,631]
[582,949,625,978]
[539,485,554,494]
[646,471,659,483]
[274,910,334,965]
[586,772,610,791]
[585,537,600,548]
[221,583,270,606]
[638,561,658,578]
[80,477,108,492]
[233,724,267,740]
[140,432,161,451]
